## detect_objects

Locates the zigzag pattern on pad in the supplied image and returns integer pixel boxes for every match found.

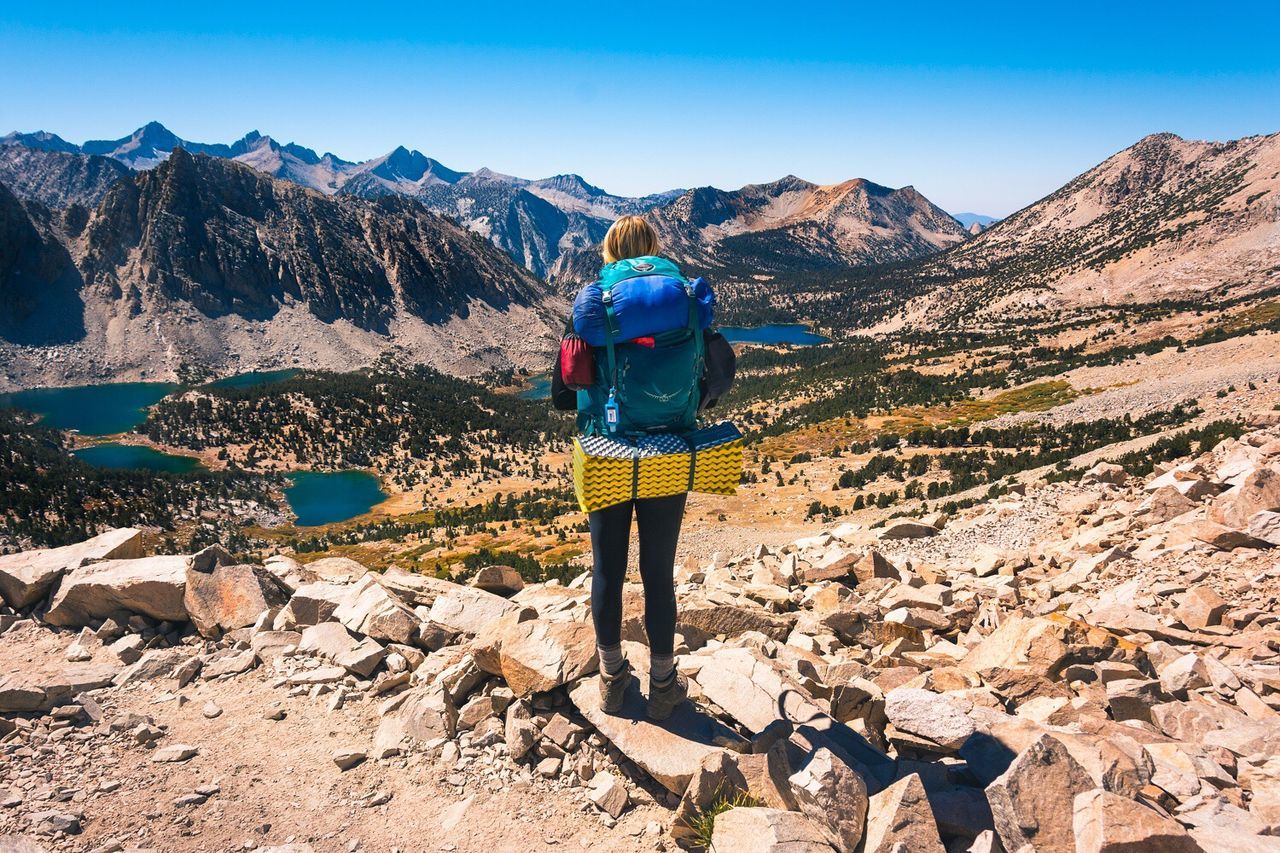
[571,421,745,512]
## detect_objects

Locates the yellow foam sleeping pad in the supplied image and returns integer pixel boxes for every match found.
[572,421,744,513]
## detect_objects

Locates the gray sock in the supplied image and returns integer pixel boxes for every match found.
[598,644,626,676]
[650,653,675,684]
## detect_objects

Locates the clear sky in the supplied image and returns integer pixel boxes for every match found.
[2,1,1277,217]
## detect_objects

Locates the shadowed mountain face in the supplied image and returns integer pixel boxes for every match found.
[77,149,550,330]
[0,144,132,209]
[0,182,84,345]
[0,130,80,154]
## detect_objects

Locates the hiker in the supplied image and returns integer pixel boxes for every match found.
[551,215,732,721]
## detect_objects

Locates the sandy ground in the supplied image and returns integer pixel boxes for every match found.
[0,626,666,853]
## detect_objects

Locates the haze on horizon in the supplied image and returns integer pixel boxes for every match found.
[2,1,1277,218]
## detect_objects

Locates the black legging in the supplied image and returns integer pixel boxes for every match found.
[588,492,687,655]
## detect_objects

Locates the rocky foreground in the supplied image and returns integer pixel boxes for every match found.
[8,416,1280,851]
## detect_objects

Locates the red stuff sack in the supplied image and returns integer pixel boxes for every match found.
[559,333,595,390]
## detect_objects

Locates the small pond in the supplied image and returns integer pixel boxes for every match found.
[285,470,387,527]
[73,443,204,474]
[718,324,828,346]
[204,369,300,390]
[518,374,553,400]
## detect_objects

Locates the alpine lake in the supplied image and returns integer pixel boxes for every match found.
[718,323,828,346]
[1,371,385,527]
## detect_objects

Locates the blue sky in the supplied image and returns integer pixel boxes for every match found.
[2,2,1277,216]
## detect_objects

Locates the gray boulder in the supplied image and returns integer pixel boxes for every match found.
[45,555,190,626]
[710,807,835,853]
[0,528,142,609]
[333,573,419,645]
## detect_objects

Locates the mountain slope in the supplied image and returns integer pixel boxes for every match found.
[548,175,969,285]
[342,167,618,277]
[0,144,132,209]
[523,174,684,219]
[340,146,466,196]
[0,151,566,389]
[0,182,83,346]
[888,132,1280,327]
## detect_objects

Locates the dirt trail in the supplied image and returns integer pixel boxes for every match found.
[0,627,665,853]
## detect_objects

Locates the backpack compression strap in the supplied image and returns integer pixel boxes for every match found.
[600,285,621,433]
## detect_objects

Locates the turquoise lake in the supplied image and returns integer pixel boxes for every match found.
[74,443,204,474]
[0,382,179,435]
[719,324,828,346]
[0,371,301,435]
[518,374,552,400]
[205,369,299,390]
[285,471,387,527]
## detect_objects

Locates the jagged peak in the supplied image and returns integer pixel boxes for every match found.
[131,121,181,144]
[745,174,816,194]
[466,167,523,185]
[368,147,429,181]
[531,173,608,198]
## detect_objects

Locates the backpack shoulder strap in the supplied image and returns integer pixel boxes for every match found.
[600,283,620,433]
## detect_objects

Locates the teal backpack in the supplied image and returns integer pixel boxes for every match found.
[576,257,708,437]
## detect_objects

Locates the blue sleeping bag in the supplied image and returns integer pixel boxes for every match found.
[572,256,714,346]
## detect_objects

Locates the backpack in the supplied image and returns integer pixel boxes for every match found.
[572,257,713,436]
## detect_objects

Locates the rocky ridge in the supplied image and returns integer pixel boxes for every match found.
[7,413,1280,850]
[548,175,970,286]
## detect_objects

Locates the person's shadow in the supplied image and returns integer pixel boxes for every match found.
[610,677,747,752]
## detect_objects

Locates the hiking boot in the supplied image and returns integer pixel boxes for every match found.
[647,670,688,721]
[598,660,632,713]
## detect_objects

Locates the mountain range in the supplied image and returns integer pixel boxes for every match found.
[1,122,686,277]
[1,122,972,280]
[1,122,1276,388]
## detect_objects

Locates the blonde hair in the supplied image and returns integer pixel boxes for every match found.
[602,215,660,264]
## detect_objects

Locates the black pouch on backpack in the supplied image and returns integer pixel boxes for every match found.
[699,330,736,410]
